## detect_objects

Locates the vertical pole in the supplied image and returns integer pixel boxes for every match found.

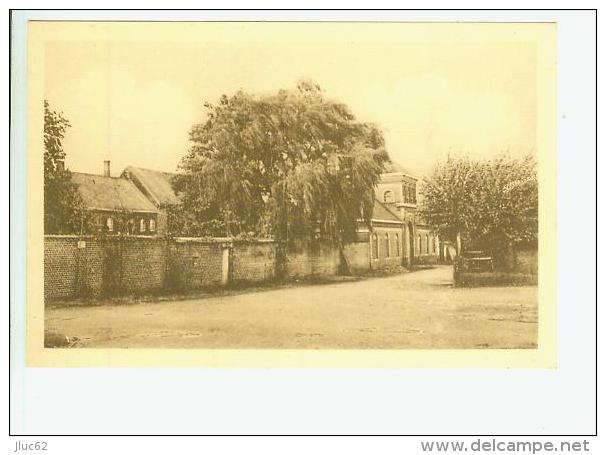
[221,244,230,286]
[368,230,373,270]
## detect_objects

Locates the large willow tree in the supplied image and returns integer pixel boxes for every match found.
[173,80,388,244]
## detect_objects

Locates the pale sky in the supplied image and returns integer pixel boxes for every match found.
[43,22,539,177]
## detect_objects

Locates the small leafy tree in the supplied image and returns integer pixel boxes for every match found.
[165,202,227,238]
[174,80,388,245]
[419,153,538,266]
[44,100,88,234]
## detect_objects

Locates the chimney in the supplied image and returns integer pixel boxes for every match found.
[104,160,111,177]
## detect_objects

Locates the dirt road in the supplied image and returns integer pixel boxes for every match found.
[45,266,537,349]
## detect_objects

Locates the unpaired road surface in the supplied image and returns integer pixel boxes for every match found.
[45,266,537,349]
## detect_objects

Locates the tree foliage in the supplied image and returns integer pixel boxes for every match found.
[174,80,388,244]
[419,153,538,262]
[165,203,227,238]
[44,100,87,234]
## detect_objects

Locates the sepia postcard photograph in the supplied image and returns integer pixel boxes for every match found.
[9,6,601,444]
[23,19,557,368]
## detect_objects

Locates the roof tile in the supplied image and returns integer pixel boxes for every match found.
[123,166,180,206]
[71,172,158,213]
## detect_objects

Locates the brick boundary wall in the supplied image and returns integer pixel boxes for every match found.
[44,235,346,301]
[44,235,170,300]
[283,240,341,278]
[44,234,448,301]
[342,241,371,274]
[167,238,225,291]
[45,232,452,302]
[231,240,278,284]
[44,235,80,299]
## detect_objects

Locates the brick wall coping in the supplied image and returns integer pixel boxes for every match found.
[232,238,276,244]
[45,234,86,239]
[173,237,277,245]
[173,237,229,243]
[44,234,163,240]
[44,234,278,244]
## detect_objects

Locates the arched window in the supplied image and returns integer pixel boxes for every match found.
[426,236,430,255]
[383,190,394,203]
[418,234,422,255]
[140,218,146,233]
[372,233,378,259]
[106,217,113,232]
[385,233,390,257]
[150,219,156,232]
[395,233,400,256]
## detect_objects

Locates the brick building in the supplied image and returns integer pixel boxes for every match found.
[71,161,160,236]
[121,166,180,235]
[367,160,441,267]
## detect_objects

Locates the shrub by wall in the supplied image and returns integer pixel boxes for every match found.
[453,246,538,287]
[454,270,538,287]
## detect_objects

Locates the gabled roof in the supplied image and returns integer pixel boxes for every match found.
[71,172,158,213]
[372,199,403,223]
[123,166,180,207]
[383,159,416,177]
